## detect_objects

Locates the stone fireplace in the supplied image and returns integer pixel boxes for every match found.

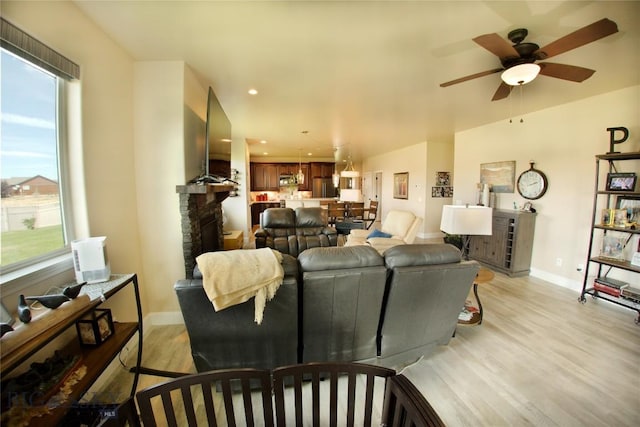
[176,183,233,278]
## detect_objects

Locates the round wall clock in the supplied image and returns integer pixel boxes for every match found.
[517,162,548,200]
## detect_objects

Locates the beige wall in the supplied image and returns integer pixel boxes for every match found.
[425,140,454,238]
[133,62,192,320]
[454,86,640,290]
[363,142,428,236]
[3,1,144,321]
[363,141,455,239]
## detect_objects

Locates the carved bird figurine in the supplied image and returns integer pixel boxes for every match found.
[25,295,70,309]
[62,282,86,299]
[0,323,14,338]
[18,294,31,323]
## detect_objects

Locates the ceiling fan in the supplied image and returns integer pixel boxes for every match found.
[440,18,618,101]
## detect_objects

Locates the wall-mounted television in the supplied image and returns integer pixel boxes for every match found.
[193,86,232,184]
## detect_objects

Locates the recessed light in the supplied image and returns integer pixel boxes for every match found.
[248,89,258,95]
[263,152,268,155]
[221,139,232,142]
[307,152,312,156]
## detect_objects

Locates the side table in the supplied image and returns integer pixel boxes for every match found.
[223,230,244,250]
[334,219,366,235]
[458,267,494,325]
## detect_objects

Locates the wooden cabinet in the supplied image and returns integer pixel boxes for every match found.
[251,202,281,225]
[469,209,536,276]
[579,152,640,323]
[251,163,279,191]
[310,162,335,178]
[0,274,142,425]
[250,163,312,191]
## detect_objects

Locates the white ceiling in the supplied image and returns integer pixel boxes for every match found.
[73,1,640,163]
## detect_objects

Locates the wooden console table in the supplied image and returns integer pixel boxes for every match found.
[0,274,143,426]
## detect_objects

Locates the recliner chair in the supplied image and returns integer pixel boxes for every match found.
[298,245,387,363]
[255,207,338,257]
[345,209,422,254]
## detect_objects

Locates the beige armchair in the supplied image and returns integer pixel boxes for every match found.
[345,209,422,253]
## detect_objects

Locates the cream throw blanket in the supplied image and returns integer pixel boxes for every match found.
[196,248,284,324]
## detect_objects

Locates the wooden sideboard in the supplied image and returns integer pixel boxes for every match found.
[469,209,536,276]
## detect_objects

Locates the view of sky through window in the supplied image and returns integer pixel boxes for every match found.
[1,49,58,181]
[1,49,65,267]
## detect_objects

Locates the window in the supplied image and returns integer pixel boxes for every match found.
[0,18,81,277]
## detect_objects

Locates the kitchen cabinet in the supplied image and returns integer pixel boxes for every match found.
[310,162,335,178]
[469,209,536,276]
[251,163,279,191]
[250,163,311,191]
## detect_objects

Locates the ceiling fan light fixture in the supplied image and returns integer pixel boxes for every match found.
[501,63,540,86]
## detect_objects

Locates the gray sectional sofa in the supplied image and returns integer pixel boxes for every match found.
[174,243,479,372]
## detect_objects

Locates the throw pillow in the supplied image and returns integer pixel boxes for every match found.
[368,228,392,239]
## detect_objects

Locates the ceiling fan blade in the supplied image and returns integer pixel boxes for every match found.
[440,68,503,87]
[534,18,618,60]
[473,33,520,59]
[538,62,596,82]
[491,82,511,101]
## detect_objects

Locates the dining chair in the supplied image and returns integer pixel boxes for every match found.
[327,202,346,225]
[272,361,395,427]
[363,201,378,229]
[135,368,274,427]
[346,202,365,220]
[381,374,445,427]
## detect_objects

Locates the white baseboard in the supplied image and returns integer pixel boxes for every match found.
[144,311,184,326]
[530,268,582,293]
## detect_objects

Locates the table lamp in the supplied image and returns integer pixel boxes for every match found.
[440,205,493,259]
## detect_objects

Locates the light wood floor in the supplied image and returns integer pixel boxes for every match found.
[89,270,640,426]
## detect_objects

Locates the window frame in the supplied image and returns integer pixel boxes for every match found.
[0,19,84,289]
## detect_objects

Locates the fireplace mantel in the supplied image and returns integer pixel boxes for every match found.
[176,183,234,278]
[175,183,234,200]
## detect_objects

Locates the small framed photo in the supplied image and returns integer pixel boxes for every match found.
[393,172,409,199]
[606,172,636,191]
[600,235,626,260]
[613,209,628,228]
[616,196,640,224]
[600,208,613,226]
[436,171,450,186]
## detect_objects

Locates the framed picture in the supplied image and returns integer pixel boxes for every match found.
[600,234,626,260]
[393,172,409,199]
[613,209,628,228]
[480,161,515,193]
[431,186,453,198]
[436,171,450,186]
[616,196,640,223]
[606,172,636,191]
[601,208,613,226]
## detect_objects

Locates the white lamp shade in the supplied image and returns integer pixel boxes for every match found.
[440,205,492,236]
[340,189,362,202]
[340,170,360,178]
[501,63,540,86]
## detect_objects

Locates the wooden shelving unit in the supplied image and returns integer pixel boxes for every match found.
[0,274,143,425]
[579,152,640,324]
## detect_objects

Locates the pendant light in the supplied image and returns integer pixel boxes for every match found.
[340,155,359,178]
[296,148,305,185]
[332,163,340,187]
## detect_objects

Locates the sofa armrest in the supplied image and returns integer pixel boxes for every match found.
[254,228,268,248]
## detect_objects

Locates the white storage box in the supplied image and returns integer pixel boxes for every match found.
[71,236,110,284]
